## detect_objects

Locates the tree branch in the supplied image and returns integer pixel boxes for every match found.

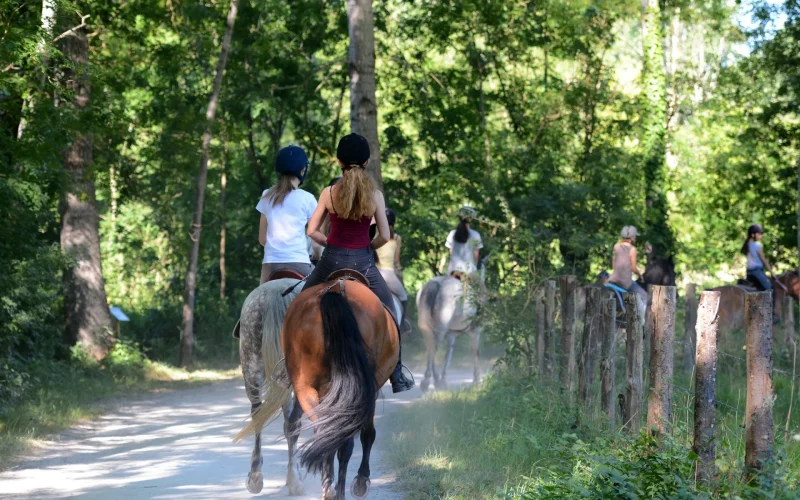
[53,13,90,43]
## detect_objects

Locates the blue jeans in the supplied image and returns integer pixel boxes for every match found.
[747,268,776,314]
[302,246,398,328]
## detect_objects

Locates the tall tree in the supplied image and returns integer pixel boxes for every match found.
[179,0,239,367]
[58,8,114,360]
[641,0,674,256]
[347,0,383,190]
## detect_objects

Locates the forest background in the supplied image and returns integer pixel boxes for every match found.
[1,0,799,417]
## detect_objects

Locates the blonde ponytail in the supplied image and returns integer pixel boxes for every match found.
[332,167,375,220]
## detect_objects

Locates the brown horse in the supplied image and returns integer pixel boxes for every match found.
[236,277,399,500]
[713,272,800,332]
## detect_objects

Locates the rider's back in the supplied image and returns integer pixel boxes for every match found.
[609,242,633,288]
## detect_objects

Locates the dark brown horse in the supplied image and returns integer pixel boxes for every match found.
[713,272,800,332]
[236,277,399,500]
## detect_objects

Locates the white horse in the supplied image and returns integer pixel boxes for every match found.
[416,263,486,391]
[234,278,304,495]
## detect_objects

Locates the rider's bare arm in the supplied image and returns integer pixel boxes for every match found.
[630,246,642,276]
[371,192,390,250]
[473,249,480,265]
[394,234,402,270]
[258,214,267,247]
[307,187,331,247]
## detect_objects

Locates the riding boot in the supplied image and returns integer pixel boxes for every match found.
[390,339,414,393]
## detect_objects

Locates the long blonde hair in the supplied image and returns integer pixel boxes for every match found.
[332,167,374,220]
[264,174,295,206]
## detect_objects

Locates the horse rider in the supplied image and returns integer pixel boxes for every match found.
[609,225,647,301]
[256,145,317,284]
[446,206,487,298]
[305,133,414,393]
[375,208,410,333]
[741,223,779,323]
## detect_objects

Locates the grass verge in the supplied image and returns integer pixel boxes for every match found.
[0,342,239,471]
[386,371,800,499]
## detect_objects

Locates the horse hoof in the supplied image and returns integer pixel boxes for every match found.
[420,378,430,393]
[351,475,371,499]
[247,472,264,494]
[286,483,306,496]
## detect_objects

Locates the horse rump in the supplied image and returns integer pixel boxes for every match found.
[299,291,378,473]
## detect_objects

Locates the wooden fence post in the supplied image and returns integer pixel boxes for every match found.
[647,285,677,436]
[745,291,774,481]
[544,280,557,379]
[578,287,600,406]
[535,288,546,377]
[623,293,644,434]
[693,291,721,486]
[683,283,698,372]
[784,294,795,352]
[600,289,617,430]
[559,276,577,391]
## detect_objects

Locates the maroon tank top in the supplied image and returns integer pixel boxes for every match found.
[326,186,372,249]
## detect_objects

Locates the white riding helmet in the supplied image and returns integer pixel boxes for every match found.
[457,206,478,220]
[620,225,638,239]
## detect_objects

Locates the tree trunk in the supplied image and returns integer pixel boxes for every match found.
[58,12,114,361]
[347,0,383,191]
[641,0,674,257]
[179,0,238,367]
[17,0,57,140]
[647,285,677,437]
[219,159,227,301]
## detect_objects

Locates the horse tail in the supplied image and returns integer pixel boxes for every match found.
[234,279,300,443]
[300,291,377,473]
[416,278,441,332]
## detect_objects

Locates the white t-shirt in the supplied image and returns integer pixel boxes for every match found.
[256,189,317,264]
[446,228,483,274]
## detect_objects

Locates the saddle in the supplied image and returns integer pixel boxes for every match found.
[325,268,370,288]
[268,269,305,281]
[736,278,759,293]
[450,271,466,282]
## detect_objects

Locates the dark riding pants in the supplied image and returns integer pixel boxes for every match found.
[302,246,399,328]
[747,267,777,315]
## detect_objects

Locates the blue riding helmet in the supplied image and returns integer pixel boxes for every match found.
[275,145,310,185]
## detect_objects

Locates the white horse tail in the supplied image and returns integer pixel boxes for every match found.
[234,278,301,442]
[417,278,441,333]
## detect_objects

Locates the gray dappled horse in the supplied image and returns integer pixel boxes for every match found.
[235,278,305,495]
[416,266,485,391]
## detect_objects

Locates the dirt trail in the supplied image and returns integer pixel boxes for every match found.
[0,369,477,499]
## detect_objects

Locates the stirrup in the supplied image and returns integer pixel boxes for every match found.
[390,364,415,393]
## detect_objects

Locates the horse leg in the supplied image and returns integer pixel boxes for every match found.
[334,437,355,500]
[245,385,264,494]
[420,323,437,392]
[282,391,305,496]
[351,420,376,499]
[437,332,456,390]
[321,453,336,500]
[471,328,482,386]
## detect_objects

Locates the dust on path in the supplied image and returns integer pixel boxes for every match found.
[0,369,478,499]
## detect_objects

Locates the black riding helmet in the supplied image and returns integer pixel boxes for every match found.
[336,133,370,168]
